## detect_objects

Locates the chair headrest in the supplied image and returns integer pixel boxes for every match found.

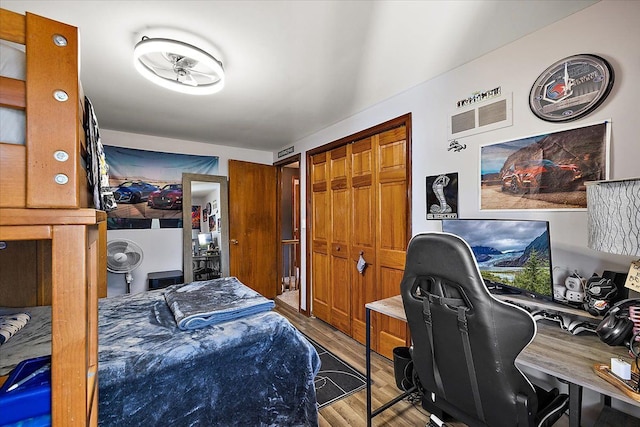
[402,232,493,304]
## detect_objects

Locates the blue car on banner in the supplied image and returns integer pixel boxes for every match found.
[113,181,159,203]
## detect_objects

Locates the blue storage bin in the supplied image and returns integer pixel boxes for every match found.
[0,355,51,426]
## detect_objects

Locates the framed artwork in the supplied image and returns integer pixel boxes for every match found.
[209,215,215,231]
[480,122,609,210]
[426,173,459,219]
[191,206,201,230]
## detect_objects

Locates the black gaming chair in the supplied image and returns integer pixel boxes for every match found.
[400,232,569,427]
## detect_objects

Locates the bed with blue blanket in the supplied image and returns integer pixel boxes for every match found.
[0,277,320,426]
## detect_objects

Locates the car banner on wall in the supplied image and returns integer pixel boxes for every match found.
[103,146,218,229]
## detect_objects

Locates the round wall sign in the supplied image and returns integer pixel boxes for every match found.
[529,54,614,122]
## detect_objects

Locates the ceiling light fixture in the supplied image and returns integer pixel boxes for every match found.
[133,36,225,95]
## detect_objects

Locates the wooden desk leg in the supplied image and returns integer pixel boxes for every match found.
[569,382,583,427]
[366,307,372,427]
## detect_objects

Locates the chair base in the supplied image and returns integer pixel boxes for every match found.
[428,414,447,427]
[422,394,452,423]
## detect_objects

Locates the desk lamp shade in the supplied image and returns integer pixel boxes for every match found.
[586,178,640,256]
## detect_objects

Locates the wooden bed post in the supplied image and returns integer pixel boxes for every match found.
[1,8,103,426]
[25,13,82,209]
[50,223,99,426]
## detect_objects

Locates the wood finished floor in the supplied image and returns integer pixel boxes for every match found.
[275,302,445,427]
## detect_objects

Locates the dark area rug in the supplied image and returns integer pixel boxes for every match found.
[304,335,367,408]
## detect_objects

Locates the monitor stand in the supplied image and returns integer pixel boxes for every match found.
[485,280,521,296]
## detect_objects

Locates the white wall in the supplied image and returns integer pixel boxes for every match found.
[284,1,639,421]
[102,129,273,295]
[286,0,638,307]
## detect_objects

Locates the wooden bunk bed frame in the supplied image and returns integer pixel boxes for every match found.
[0,8,105,426]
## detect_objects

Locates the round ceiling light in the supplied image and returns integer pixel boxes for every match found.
[133,36,225,95]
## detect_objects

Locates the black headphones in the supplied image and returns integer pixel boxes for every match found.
[596,298,640,346]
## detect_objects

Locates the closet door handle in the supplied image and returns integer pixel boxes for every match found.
[231,239,239,245]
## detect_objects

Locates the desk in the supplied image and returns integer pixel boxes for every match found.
[193,253,221,280]
[365,295,639,427]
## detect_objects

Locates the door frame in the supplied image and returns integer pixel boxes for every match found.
[275,154,302,313]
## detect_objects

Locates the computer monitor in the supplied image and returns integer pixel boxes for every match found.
[441,219,553,302]
[197,232,213,250]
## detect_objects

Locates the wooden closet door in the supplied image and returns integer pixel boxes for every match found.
[350,137,377,345]
[329,146,351,335]
[311,153,331,323]
[375,126,409,358]
[308,115,411,359]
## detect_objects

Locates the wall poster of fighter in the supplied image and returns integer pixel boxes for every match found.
[480,121,609,211]
[426,173,459,220]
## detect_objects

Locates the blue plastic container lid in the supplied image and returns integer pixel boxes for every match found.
[0,355,51,426]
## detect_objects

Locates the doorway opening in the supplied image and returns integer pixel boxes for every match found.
[276,156,300,312]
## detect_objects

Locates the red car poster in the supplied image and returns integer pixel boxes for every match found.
[480,122,609,210]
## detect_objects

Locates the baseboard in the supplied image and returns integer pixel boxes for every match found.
[275,298,300,317]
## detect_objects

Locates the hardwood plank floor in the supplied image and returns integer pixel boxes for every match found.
[275,303,433,426]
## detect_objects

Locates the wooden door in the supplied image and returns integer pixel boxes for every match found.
[375,126,409,358]
[311,153,331,323]
[228,160,278,299]
[329,146,351,335]
[350,137,378,345]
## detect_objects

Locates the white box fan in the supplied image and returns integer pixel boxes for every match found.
[107,239,143,293]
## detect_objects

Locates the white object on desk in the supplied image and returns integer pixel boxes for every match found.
[611,358,632,381]
[554,284,567,299]
[565,275,584,291]
[566,290,585,303]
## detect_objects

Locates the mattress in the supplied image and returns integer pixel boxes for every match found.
[0,305,50,376]
[0,41,27,145]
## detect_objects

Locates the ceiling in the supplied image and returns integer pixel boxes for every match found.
[2,0,598,152]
